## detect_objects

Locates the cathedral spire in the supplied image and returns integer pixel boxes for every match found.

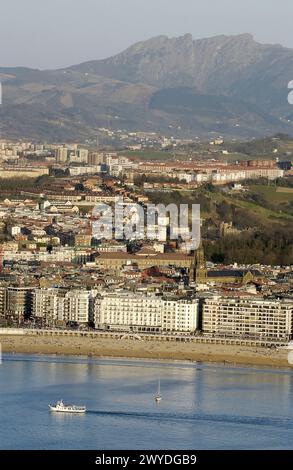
[190,241,207,284]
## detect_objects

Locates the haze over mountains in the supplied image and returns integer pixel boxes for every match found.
[1,33,293,141]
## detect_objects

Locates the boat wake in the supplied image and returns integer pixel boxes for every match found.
[86,409,293,429]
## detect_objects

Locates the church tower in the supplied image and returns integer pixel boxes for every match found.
[190,242,208,285]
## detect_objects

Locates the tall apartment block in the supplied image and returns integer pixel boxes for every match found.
[202,297,293,341]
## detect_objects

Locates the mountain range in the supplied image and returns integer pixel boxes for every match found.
[1,33,293,141]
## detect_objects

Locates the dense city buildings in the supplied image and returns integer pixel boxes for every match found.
[0,137,292,345]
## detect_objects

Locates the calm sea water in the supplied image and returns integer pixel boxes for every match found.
[1,354,293,450]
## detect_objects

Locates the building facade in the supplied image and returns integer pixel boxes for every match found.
[5,287,33,323]
[33,288,94,325]
[202,297,293,341]
[94,292,199,333]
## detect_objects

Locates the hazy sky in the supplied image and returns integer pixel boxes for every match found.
[2,0,293,69]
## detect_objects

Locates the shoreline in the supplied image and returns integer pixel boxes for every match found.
[0,334,291,369]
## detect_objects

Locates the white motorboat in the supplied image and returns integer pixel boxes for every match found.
[49,399,86,414]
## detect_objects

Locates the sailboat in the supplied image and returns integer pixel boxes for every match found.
[154,378,162,403]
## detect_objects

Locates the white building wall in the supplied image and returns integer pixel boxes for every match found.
[65,290,92,324]
[94,293,199,333]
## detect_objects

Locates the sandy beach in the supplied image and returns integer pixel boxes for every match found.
[0,334,291,368]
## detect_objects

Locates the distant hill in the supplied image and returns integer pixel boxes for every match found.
[1,33,293,141]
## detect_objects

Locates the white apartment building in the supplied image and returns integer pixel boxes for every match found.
[202,297,293,341]
[69,149,89,164]
[95,293,162,332]
[244,168,284,180]
[0,287,6,317]
[33,288,66,324]
[7,225,21,237]
[94,292,199,333]
[96,243,127,253]
[3,249,74,264]
[65,290,93,324]
[211,170,247,183]
[69,165,101,176]
[33,289,94,324]
[162,298,199,332]
[106,156,136,177]
[57,147,68,163]
[193,167,284,185]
